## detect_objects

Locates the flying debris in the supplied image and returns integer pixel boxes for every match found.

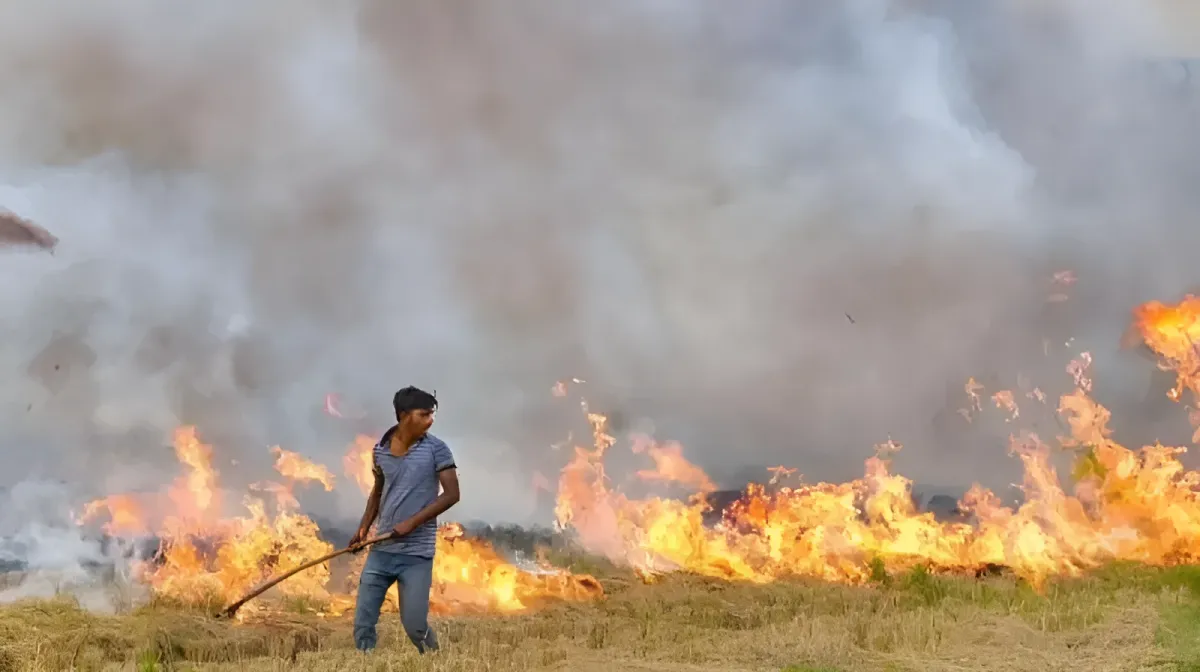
[1046,269,1077,303]
[323,393,366,420]
[0,210,57,252]
[1052,270,1077,286]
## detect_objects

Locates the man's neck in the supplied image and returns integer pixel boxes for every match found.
[388,426,422,454]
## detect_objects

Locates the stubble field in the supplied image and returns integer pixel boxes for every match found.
[6,299,1200,672]
[2,556,1198,672]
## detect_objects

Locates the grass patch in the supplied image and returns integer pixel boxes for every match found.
[0,561,1193,671]
[536,545,623,579]
[1156,601,1200,669]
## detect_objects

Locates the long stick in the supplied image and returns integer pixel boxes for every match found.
[217,533,393,618]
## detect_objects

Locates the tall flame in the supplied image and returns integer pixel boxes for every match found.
[342,435,377,494]
[81,428,336,610]
[271,445,336,491]
[75,296,1200,615]
[550,297,1200,589]
[339,437,604,614]
[1134,295,1200,401]
[78,429,602,617]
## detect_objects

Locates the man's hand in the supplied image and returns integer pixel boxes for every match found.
[348,527,370,553]
[392,518,418,538]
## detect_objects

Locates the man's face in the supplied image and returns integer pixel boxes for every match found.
[400,407,436,434]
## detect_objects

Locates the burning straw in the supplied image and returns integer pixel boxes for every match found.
[77,428,604,618]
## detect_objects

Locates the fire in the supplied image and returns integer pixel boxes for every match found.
[80,427,335,611]
[339,439,604,614]
[77,494,149,537]
[80,426,224,538]
[991,390,1019,421]
[550,297,1200,589]
[73,295,1200,615]
[1133,295,1200,401]
[630,434,716,494]
[77,429,602,617]
[166,426,220,526]
[342,434,377,494]
[271,445,335,491]
[323,392,367,420]
[431,523,602,614]
[148,499,334,609]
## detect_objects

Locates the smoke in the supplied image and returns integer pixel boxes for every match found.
[0,0,1196,535]
[0,481,141,611]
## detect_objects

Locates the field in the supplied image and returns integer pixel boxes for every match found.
[2,556,1199,672]
[6,297,1200,672]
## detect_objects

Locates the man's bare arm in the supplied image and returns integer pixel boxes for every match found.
[355,465,384,537]
[394,468,460,534]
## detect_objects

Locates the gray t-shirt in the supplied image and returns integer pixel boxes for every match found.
[372,428,456,558]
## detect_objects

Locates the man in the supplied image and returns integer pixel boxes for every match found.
[348,386,460,653]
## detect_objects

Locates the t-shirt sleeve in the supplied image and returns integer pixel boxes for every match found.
[433,440,456,472]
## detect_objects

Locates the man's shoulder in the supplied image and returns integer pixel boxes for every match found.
[375,425,399,449]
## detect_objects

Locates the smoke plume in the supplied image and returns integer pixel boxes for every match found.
[0,480,140,610]
[0,1,1197,530]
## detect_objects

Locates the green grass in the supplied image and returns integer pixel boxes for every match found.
[0,561,1194,671]
[1157,600,1200,670]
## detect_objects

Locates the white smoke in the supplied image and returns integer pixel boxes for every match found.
[0,481,141,611]
[0,1,1194,552]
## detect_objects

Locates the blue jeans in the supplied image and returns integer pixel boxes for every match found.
[353,550,438,653]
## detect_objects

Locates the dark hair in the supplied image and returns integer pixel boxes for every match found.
[393,386,437,416]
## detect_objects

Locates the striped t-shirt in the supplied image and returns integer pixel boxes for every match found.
[372,428,456,558]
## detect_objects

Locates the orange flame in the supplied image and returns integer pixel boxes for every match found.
[630,435,716,494]
[339,438,603,614]
[166,426,220,528]
[550,299,1200,590]
[342,435,377,495]
[77,296,1200,613]
[78,429,602,617]
[78,429,335,612]
[431,523,602,614]
[1134,295,1200,402]
[77,494,149,537]
[271,445,335,491]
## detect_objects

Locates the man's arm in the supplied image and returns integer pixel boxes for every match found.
[392,468,460,536]
[352,463,384,545]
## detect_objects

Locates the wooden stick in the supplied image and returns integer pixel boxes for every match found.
[217,533,393,618]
